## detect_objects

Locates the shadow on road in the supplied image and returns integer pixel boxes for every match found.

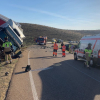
[15,71,26,75]
[38,59,100,100]
[29,56,62,59]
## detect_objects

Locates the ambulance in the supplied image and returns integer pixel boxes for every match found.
[74,34,100,67]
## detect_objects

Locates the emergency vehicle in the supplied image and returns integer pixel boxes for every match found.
[74,34,100,67]
[37,36,47,45]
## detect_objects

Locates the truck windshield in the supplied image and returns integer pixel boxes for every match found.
[38,38,44,41]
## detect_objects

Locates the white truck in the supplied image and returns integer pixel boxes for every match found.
[74,34,100,67]
[0,14,25,57]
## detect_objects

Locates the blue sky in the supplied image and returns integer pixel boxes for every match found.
[1,0,100,30]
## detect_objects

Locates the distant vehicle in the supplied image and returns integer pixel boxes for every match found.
[69,41,73,43]
[76,41,79,43]
[52,38,56,44]
[74,34,100,67]
[65,44,77,51]
[57,39,63,43]
[37,36,47,45]
[65,44,69,51]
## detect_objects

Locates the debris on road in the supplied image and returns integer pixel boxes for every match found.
[5,72,9,76]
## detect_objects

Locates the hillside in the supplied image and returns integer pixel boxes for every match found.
[20,23,100,45]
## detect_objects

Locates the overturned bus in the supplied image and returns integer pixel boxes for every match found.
[0,14,25,58]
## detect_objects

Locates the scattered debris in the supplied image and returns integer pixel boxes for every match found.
[5,72,9,76]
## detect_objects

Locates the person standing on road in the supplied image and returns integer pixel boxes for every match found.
[69,44,72,53]
[61,42,64,49]
[2,36,13,64]
[70,44,75,54]
[53,42,58,57]
[84,43,92,67]
[62,44,66,57]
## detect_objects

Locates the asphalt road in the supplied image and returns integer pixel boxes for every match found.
[6,43,100,100]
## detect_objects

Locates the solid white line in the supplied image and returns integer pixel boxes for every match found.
[28,50,30,65]
[28,50,39,100]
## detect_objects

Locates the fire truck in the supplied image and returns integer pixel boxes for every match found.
[37,36,47,45]
[74,34,100,67]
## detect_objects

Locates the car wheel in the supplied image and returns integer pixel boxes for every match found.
[74,54,77,60]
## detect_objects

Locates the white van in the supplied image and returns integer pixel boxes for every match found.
[74,34,100,67]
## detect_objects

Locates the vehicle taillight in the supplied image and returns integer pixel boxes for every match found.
[98,50,100,58]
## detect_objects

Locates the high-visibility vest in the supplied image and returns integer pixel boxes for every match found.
[53,43,58,50]
[62,45,66,51]
[84,49,92,57]
[2,41,12,52]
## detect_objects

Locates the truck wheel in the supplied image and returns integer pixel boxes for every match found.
[74,54,77,60]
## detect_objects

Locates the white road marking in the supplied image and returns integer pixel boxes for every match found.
[28,50,39,100]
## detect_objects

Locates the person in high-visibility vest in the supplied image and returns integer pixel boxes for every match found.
[2,36,13,64]
[53,42,58,56]
[62,44,66,57]
[84,43,92,67]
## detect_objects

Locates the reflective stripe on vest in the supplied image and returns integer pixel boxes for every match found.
[62,45,66,51]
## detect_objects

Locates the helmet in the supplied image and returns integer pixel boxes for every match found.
[88,43,92,45]
[4,36,8,40]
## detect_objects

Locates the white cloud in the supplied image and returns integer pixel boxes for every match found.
[9,4,74,21]
[8,4,100,30]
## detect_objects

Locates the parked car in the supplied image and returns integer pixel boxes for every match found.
[57,39,63,43]
[65,44,69,51]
